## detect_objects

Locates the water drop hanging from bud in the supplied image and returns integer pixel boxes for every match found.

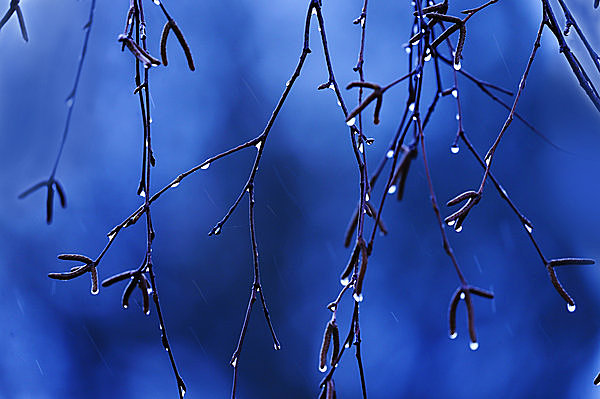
[201,163,210,170]
[386,150,394,159]
[346,117,356,126]
[408,103,415,112]
[469,341,479,351]
[353,292,363,303]
[388,185,397,195]
[453,61,462,71]
[319,365,327,373]
[523,223,533,234]
[340,277,350,286]
[567,303,576,313]
[460,292,465,300]
[450,332,457,340]
[451,89,458,98]
[450,144,459,154]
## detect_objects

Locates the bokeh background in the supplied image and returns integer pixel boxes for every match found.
[1,0,600,398]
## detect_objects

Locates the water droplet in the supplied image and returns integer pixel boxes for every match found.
[340,277,350,286]
[319,365,327,373]
[108,232,116,241]
[66,98,74,108]
[213,226,221,235]
[145,309,150,316]
[255,142,262,150]
[358,143,364,153]
[312,7,317,15]
[123,304,128,309]
[139,190,146,198]
[523,223,533,234]
[455,225,463,233]
[453,61,462,71]
[460,292,465,300]
[346,117,356,126]
[91,287,99,295]
[485,156,491,166]
[274,343,281,350]
[149,117,153,124]
[152,0,160,4]
[337,99,341,106]
[353,292,363,302]
[171,181,180,188]
[450,332,457,340]
[285,80,290,87]
[180,386,186,398]
[386,150,394,159]
[451,89,458,98]
[455,113,460,120]
[231,357,238,367]
[447,219,456,227]
[345,342,351,349]
[567,303,576,313]
[328,83,335,91]
[469,341,479,351]
[387,185,397,195]
[408,103,415,112]
[424,50,432,62]
[405,46,412,54]
[201,163,210,170]
[450,144,460,154]
[365,193,370,202]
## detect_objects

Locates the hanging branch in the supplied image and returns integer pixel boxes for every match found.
[541,0,600,112]
[444,17,545,231]
[39,0,600,396]
[18,0,96,223]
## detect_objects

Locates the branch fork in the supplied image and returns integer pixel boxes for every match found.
[444,190,481,232]
[545,257,594,310]
[18,179,67,224]
[102,269,151,314]
[48,254,98,295]
[448,285,494,349]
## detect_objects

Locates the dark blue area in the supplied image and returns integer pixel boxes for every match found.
[1,1,600,398]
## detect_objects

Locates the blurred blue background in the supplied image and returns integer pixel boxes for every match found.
[1,0,600,398]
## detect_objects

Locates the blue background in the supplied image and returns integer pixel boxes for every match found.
[1,0,600,398]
